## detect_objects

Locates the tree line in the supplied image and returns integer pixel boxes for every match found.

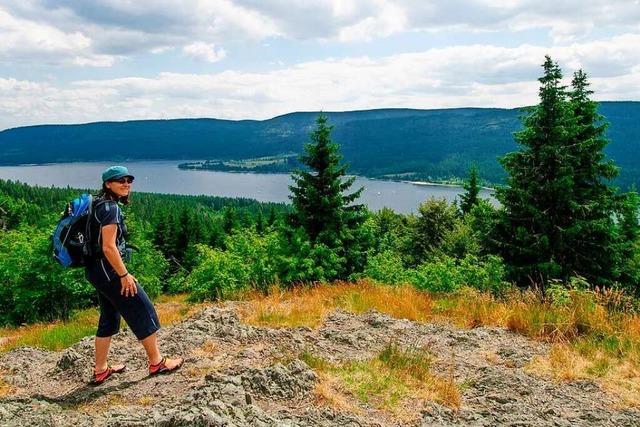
[0,56,638,327]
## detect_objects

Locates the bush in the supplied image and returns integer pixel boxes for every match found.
[186,244,251,301]
[362,250,412,285]
[277,228,345,284]
[411,256,462,293]
[186,230,283,300]
[127,238,168,298]
[0,228,94,325]
[410,198,458,265]
[439,220,480,259]
[409,254,509,295]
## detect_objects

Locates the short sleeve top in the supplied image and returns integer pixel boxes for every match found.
[93,199,128,256]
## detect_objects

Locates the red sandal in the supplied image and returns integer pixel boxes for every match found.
[90,364,126,385]
[149,356,183,376]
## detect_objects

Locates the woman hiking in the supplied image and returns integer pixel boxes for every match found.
[85,165,183,385]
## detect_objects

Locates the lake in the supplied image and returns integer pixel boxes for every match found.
[0,161,494,214]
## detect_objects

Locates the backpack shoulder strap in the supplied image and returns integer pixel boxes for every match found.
[92,197,111,225]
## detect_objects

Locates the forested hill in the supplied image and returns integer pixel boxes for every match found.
[1,101,638,187]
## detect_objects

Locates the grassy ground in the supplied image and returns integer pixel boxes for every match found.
[2,281,639,409]
[0,294,203,352]
[238,280,640,407]
[301,343,460,420]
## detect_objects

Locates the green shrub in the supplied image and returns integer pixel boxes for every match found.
[186,244,251,301]
[458,255,510,294]
[440,220,480,259]
[362,251,411,285]
[410,198,458,265]
[127,238,168,298]
[410,256,462,293]
[224,230,281,292]
[0,228,94,325]
[408,254,509,295]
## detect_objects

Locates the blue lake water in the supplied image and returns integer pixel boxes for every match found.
[0,161,494,214]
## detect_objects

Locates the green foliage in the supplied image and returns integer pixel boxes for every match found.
[369,207,413,256]
[288,114,366,280]
[616,189,640,293]
[439,220,481,260]
[410,198,458,265]
[224,230,281,293]
[127,239,168,298]
[362,251,412,285]
[459,164,481,215]
[411,255,508,294]
[496,57,626,290]
[186,244,251,301]
[187,230,283,300]
[0,228,95,325]
[277,228,345,284]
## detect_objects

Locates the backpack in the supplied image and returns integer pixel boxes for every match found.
[52,194,106,267]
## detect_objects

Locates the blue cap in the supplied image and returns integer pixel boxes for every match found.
[102,165,134,183]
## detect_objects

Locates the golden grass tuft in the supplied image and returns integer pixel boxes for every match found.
[155,293,208,325]
[238,279,433,328]
[0,370,14,398]
[138,396,155,407]
[313,375,362,414]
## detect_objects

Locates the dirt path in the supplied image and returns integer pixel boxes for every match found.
[1,305,638,426]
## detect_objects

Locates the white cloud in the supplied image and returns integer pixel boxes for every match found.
[2,0,639,66]
[0,7,116,66]
[182,42,227,63]
[0,34,638,129]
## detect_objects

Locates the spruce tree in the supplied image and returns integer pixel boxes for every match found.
[288,114,365,278]
[496,56,575,289]
[459,163,481,215]
[563,69,620,285]
[497,58,629,289]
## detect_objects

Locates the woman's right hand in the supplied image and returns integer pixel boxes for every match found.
[120,273,138,297]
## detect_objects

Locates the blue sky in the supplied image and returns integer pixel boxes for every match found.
[0,0,639,129]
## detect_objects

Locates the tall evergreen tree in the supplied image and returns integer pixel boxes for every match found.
[496,56,576,289]
[563,69,620,285]
[497,58,628,289]
[459,163,481,215]
[288,114,366,278]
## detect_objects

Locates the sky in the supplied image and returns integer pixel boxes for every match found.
[0,0,639,130]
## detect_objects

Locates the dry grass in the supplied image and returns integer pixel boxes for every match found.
[239,280,640,408]
[238,279,433,328]
[138,396,155,407]
[313,375,362,414]
[0,293,205,353]
[0,369,13,398]
[155,293,208,325]
[300,343,460,420]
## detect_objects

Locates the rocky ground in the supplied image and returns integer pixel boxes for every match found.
[1,304,639,426]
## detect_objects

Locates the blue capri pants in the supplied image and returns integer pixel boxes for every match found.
[85,258,160,340]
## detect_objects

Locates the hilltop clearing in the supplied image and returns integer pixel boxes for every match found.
[1,287,639,426]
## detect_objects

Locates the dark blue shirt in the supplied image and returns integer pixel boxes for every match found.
[92,199,128,258]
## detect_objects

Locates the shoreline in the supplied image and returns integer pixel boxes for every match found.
[1,159,497,192]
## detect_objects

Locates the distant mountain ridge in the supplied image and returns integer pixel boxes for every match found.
[1,102,638,187]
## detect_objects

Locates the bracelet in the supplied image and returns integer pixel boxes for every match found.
[118,271,129,278]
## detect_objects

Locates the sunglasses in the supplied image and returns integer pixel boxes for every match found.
[112,177,134,184]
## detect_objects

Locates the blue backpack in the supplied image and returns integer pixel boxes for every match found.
[52,194,106,267]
